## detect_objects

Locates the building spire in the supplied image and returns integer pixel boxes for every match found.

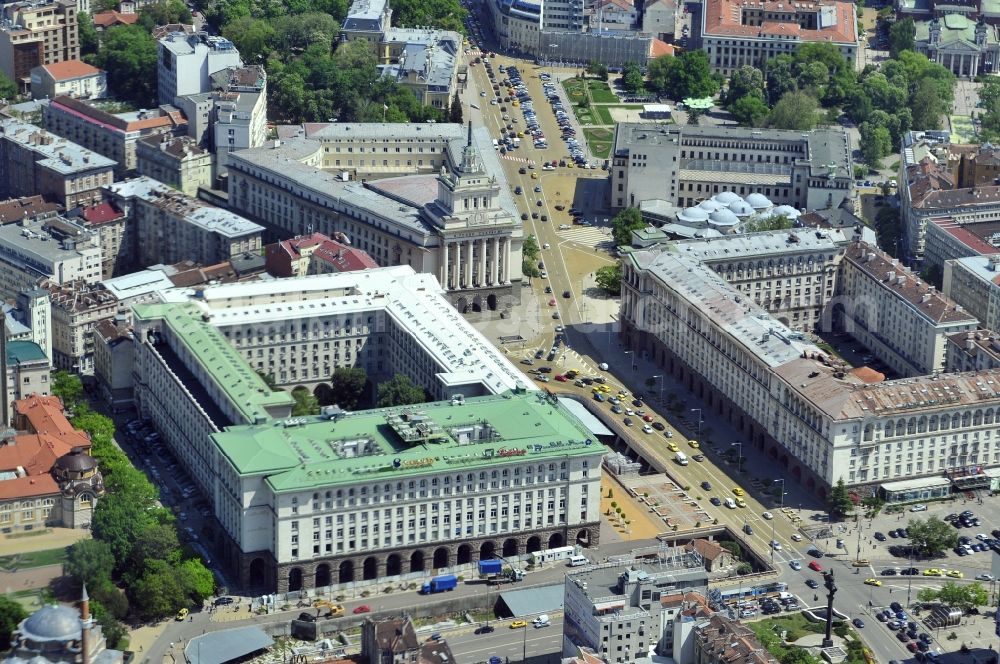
[467,121,472,147]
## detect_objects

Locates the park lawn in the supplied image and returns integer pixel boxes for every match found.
[562,78,588,101]
[0,547,68,570]
[574,106,602,126]
[584,128,614,159]
[587,80,619,104]
[950,115,976,143]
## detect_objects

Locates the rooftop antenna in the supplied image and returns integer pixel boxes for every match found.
[467,120,472,147]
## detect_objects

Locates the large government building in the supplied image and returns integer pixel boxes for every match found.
[227,123,523,313]
[128,266,602,591]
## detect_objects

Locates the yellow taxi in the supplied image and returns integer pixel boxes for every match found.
[946,570,964,578]
[592,387,603,395]
[864,578,882,587]
[735,498,747,508]
[667,442,679,452]
[600,385,612,393]
[732,487,745,496]
[618,390,628,398]
[689,440,700,449]
[510,620,527,629]
[531,172,538,179]
[176,608,189,621]
[923,568,943,576]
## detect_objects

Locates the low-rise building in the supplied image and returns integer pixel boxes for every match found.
[136,134,212,196]
[264,233,379,278]
[0,195,61,225]
[914,15,1000,78]
[380,29,461,111]
[591,0,638,29]
[0,117,116,208]
[41,278,119,373]
[42,97,181,177]
[700,0,859,76]
[0,395,103,531]
[91,8,139,29]
[30,59,105,100]
[837,242,978,377]
[0,0,80,92]
[157,30,242,106]
[693,614,778,664]
[105,176,263,271]
[360,617,455,664]
[610,124,853,212]
[562,549,710,663]
[0,216,102,300]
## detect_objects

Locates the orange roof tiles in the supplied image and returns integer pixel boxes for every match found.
[41,60,102,82]
[92,10,139,27]
[703,0,857,43]
[14,395,91,447]
[650,38,677,57]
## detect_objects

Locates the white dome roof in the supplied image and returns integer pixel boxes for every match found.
[772,205,801,218]
[713,191,741,205]
[728,200,754,216]
[697,199,722,211]
[678,207,710,222]
[20,606,80,643]
[709,208,740,226]
[693,229,723,238]
[745,193,772,209]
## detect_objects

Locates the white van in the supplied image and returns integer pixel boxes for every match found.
[675,452,688,466]
[725,497,737,509]
[533,614,550,627]
[568,555,588,567]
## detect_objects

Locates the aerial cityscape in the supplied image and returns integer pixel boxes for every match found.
[0,0,999,663]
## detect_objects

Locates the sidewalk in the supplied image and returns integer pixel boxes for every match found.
[1,527,89,555]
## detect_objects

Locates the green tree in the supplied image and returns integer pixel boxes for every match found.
[595,264,622,295]
[255,370,279,391]
[916,581,988,612]
[177,558,216,602]
[449,92,463,123]
[889,17,916,58]
[780,649,819,664]
[861,495,885,519]
[522,235,540,261]
[860,121,893,168]
[767,91,819,130]
[0,596,27,650]
[91,25,158,107]
[586,60,608,80]
[724,65,765,106]
[66,538,115,590]
[138,0,192,31]
[376,374,427,407]
[611,207,645,246]
[90,600,127,650]
[129,559,187,621]
[911,77,949,130]
[127,523,181,575]
[764,55,798,106]
[291,386,320,416]
[325,366,368,410]
[51,370,83,410]
[647,50,719,99]
[78,12,100,57]
[521,260,541,282]
[729,95,769,127]
[273,11,340,52]
[907,516,958,556]
[621,61,644,94]
[743,214,795,232]
[222,16,275,63]
[390,0,467,33]
[826,478,854,520]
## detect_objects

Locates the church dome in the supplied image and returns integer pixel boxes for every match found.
[728,200,755,217]
[20,606,81,643]
[745,193,773,209]
[697,199,722,212]
[54,449,97,474]
[772,205,801,219]
[709,208,740,226]
[713,191,741,205]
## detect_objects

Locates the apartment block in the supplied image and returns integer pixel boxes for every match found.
[105,176,263,271]
[3,339,51,412]
[0,216,101,300]
[837,242,977,377]
[610,124,853,212]
[945,330,1000,373]
[3,288,52,362]
[0,0,79,91]
[209,66,266,175]
[136,134,212,196]
[156,30,241,106]
[93,317,133,411]
[42,97,182,177]
[264,233,378,278]
[41,278,119,372]
[126,266,601,592]
[0,117,115,208]
[943,254,1000,331]
[642,0,679,40]
[30,59,105,100]
[700,0,859,76]
[72,201,129,279]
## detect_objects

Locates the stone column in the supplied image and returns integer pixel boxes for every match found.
[465,239,473,287]
[479,239,487,287]
[441,241,450,289]
[502,238,510,283]
[454,241,463,288]
[492,236,500,285]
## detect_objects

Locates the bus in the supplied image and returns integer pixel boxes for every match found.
[531,546,576,566]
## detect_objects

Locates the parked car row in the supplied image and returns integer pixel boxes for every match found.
[542,81,591,168]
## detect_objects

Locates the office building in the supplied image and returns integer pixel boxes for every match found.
[0,395,102,531]
[0,117,115,208]
[42,278,119,373]
[136,134,213,196]
[30,59,105,100]
[544,0,586,30]
[156,30,241,106]
[622,238,1000,496]
[610,124,853,212]
[127,266,601,591]
[0,216,102,300]
[945,330,1000,373]
[700,0,859,76]
[264,233,379,278]
[42,97,182,177]
[837,242,977,377]
[0,0,79,92]
[227,123,523,312]
[562,548,709,663]
[943,254,1000,331]
[913,15,1000,77]
[105,176,263,271]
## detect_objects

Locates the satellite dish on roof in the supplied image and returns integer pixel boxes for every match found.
[393,458,401,468]
[585,439,593,446]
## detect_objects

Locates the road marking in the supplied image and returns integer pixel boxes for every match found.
[555,226,613,247]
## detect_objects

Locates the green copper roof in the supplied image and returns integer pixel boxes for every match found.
[5,340,47,366]
[212,390,600,493]
[915,14,998,44]
[133,302,293,423]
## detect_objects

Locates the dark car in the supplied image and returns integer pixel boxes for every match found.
[875,613,888,622]
[701,481,712,490]
[534,349,544,359]
[743,524,753,535]
[888,530,899,538]
[563,290,571,298]
[900,567,919,575]
[521,213,528,221]
[652,422,665,431]
[710,497,722,506]
[805,579,819,588]
[897,632,910,642]
[214,597,235,606]
[874,532,886,541]
[890,602,902,612]
[852,618,865,628]
[475,625,496,635]
[881,568,897,576]
[538,366,552,373]
[692,454,705,461]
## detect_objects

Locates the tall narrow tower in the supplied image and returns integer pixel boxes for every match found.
[79,583,92,664]
[0,311,8,427]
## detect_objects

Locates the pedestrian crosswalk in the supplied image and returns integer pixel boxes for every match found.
[499,153,531,164]
[555,226,614,247]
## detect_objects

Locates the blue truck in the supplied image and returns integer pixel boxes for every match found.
[478,559,524,584]
[478,559,503,576]
[421,574,458,594]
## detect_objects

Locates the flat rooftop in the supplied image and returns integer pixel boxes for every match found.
[0,117,116,175]
[669,228,849,262]
[566,555,708,616]
[213,389,600,492]
[0,218,95,268]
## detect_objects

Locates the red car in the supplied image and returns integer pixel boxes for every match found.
[353,605,371,614]
[554,374,567,382]
[808,561,823,572]
[642,414,654,422]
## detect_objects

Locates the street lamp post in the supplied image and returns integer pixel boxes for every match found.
[732,442,743,474]
[690,408,703,436]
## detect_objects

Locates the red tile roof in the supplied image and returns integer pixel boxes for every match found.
[703,0,857,43]
[649,38,677,57]
[40,59,102,82]
[92,10,139,27]
[80,201,125,226]
[274,233,379,273]
[15,395,91,448]
[50,96,179,134]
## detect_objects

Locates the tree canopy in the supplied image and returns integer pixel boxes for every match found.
[826,478,854,520]
[889,18,916,58]
[647,50,720,100]
[595,264,622,295]
[611,207,645,246]
[51,370,83,410]
[89,25,159,107]
[906,516,958,556]
[0,596,27,651]
[325,366,368,410]
[767,91,818,130]
[377,374,427,407]
[917,581,988,612]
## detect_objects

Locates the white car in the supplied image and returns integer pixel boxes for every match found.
[625,408,635,416]
[976,533,991,542]
[789,560,802,570]
[976,573,995,581]
[598,363,609,371]
[791,534,803,542]
[762,512,773,520]
[770,540,782,551]
[909,504,928,512]
[642,424,652,434]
